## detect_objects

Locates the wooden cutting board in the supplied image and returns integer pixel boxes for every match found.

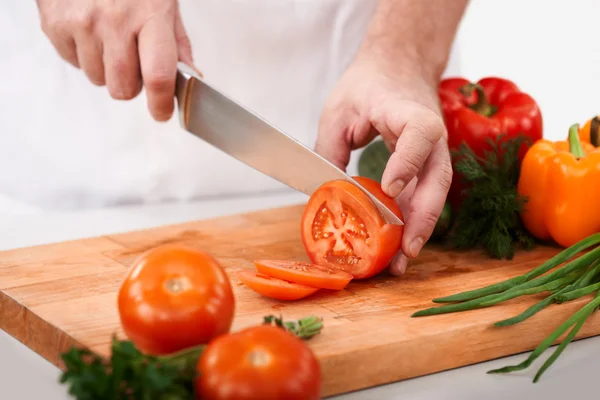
[1,204,600,398]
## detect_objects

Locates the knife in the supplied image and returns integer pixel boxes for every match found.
[174,62,403,225]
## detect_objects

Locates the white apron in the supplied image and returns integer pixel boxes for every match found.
[0,0,460,212]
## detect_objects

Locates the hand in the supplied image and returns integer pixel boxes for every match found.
[36,0,196,121]
[315,55,452,275]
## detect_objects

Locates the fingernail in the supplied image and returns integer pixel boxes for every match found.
[409,237,424,258]
[389,254,408,276]
[387,180,405,198]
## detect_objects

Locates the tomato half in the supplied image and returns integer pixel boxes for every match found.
[237,270,319,300]
[300,176,404,279]
[254,259,353,290]
[195,324,321,400]
[117,244,235,355]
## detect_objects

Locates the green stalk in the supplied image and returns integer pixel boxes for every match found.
[488,291,600,379]
[494,260,600,327]
[412,273,578,317]
[494,290,566,327]
[533,314,588,382]
[433,233,600,303]
[555,282,600,303]
[413,246,600,317]
[571,259,600,289]
[568,123,585,158]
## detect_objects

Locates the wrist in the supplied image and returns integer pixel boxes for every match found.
[355,42,443,89]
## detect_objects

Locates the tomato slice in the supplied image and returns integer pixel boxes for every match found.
[237,270,319,301]
[254,259,353,290]
[300,176,404,279]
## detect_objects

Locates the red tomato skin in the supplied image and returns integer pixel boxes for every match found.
[196,325,321,400]
[254,259,353,290]
[117,244,235,355]
[237,270,319,301]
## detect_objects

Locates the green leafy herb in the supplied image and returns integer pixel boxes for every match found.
[60,314,323,400]
[450,134,535,259]
[413,233,600,382]
[263,314,324,339]
[60,336,200,400]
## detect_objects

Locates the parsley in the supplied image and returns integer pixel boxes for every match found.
[263,314,323,339]
[449,134,535,259]
[60,337,200,400]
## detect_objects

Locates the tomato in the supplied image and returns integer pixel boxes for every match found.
[254,259,353,290]
[117,244,235,355]
[237,270,319,300]
[300,176,404,279]
[195,324,321,400]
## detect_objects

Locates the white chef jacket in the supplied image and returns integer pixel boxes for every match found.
[0,0,460,212]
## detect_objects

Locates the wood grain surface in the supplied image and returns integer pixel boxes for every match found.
[1,204,600,398]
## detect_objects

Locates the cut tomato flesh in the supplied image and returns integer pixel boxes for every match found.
[254,259,353,291]
[236,270,319,301]
[301,177,404,279]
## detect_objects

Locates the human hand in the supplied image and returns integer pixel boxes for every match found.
[315,55,452,275]
[36,0,196,121]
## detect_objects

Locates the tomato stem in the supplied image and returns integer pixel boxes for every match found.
[568,123,586,158]
[460,83,496,117]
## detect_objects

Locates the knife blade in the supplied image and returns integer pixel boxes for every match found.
[174,62,403,225]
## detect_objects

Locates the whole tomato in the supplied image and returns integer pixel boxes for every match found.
[195,325,322,400]
[117,244,235,355]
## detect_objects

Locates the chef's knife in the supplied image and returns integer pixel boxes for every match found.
[174,62,403,225]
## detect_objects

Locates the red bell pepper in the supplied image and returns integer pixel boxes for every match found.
[438,77,543,209]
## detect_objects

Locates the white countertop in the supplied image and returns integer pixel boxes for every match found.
[1,191,598,400]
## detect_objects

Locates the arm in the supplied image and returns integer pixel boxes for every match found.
[359,0,469,86]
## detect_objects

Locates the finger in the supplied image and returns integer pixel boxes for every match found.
[401,138,453,258]
[174,12,198,73]
[389,254,408,276]
[74,31,105,86]
[104,30,141,100]
[138,16,178,121]
[380,106,446,198]
[388,177,417,276]
[315,109,376,170]
[42,28,80,68]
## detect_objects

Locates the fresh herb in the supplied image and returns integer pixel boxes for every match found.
[263,314,324,339]
[450,134,535,259]
[60,315,323,400]
[413,232,600,382]
[60,336,201,400]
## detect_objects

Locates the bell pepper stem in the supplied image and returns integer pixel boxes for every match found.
[459,83,497,117]
[568,123,585,158]
[591,116,600,147]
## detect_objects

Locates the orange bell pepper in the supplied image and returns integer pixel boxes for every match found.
[578,116,600,146]
[517,124,600,248]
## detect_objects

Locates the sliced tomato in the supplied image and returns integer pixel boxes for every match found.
[254,259,353,290]
[300,176,404,279]
[237,270,319,301]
